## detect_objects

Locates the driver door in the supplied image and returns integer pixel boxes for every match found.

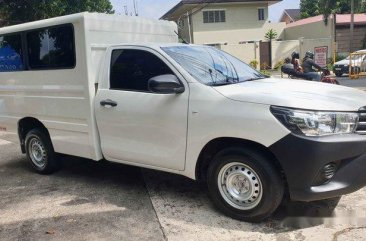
[95,47,189,171]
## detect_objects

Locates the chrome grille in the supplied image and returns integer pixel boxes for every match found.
[356,108,366,135]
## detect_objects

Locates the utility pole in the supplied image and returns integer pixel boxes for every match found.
[350,0,355,53]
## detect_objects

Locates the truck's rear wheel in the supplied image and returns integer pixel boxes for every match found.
[25,129,60,174]
[207,147,284,222]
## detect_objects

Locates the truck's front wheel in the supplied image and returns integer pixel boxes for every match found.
[207,147,284,222]
[25,129,60,174]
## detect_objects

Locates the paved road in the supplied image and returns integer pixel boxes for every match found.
[337,75,366,90]
[273,72,366,90]
[1,134,366,241]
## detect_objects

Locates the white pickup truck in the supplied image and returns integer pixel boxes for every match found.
[1,13,366,222]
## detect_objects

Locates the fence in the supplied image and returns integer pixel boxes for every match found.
[349,50,366,79]
[213,37,333,70]
[221,43,259,68]
[272,38,333,68]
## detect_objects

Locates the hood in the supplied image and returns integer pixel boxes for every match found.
[334,59,350,65]
[214,78,366,111]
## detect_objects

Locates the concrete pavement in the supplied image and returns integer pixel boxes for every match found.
[0,134,164,241]
[1,133,366,240]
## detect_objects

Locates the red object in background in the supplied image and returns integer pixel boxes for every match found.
[321,69,339,85]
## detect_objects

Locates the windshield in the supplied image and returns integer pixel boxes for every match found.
[162,45,265,86]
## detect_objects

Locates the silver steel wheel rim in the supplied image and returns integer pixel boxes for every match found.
[218,162,263,210]
[29,138,47,168]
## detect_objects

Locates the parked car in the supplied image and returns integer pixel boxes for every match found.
[1,13,366,223]
[333,50,366,77]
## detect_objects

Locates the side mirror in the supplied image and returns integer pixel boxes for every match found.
[148,74,185,94]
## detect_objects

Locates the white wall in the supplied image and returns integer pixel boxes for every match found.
[272,40,299,67]
[189,3,285,44]
[270,38,333,68]
[193,22,285,45]
[285,19,333,41]
[221,43,259,66]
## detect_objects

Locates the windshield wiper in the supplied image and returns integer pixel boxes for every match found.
[244,76,266,82]
[208,82,233,86]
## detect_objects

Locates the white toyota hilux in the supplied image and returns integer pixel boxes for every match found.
[1,13,366,223]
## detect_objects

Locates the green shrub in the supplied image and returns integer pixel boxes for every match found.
[249,60,258,69]
[260,70,271,76]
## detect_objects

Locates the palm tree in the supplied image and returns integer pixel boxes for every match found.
[264,29,278,69]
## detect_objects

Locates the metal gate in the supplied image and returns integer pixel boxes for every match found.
[260,41,271,70]
[349,50,366,79]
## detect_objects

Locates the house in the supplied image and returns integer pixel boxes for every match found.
[161,0,286,67]
[285,13,366,55]
[161,0,285,45]
[280,9,300,24]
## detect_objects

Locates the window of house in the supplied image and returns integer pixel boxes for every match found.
[27,24,75,69]
[110,49,174,92]
[258,9,265,21]
[203,10,226,23]
[0,34,24,72]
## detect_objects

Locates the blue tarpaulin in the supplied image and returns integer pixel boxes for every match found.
[0,46,24,71]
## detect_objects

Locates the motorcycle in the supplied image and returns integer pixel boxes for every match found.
[281,63,339,85]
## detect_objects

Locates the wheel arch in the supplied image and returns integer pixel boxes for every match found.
[195,137,287,185]
[18,117,50,153]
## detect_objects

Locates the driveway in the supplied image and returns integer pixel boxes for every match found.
[1,133,366,241]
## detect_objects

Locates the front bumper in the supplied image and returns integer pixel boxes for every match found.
[269,134,366,201]
[333,65,349,74]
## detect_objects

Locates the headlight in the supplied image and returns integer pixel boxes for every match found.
[271,106,359,136]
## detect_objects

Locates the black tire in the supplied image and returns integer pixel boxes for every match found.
[335,71,343,77]
[25,128,60,174]
[207,147,284,222]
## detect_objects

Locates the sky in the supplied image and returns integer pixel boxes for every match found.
[110,0,301,22]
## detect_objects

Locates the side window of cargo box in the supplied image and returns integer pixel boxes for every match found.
[110,49,174,92]
[0,34,25,72]
[26,24,75,70]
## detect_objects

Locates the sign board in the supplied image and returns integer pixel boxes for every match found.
[314,46,328,68]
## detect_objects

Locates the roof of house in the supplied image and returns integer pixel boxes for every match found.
[286,13,366,28]
[280,9,300,22]
[161,0,282,20]
[337,13,366,25]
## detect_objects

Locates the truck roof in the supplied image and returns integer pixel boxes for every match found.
[0,12,176,35]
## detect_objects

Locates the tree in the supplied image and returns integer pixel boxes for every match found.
[265,29,278,41]
[300,0,366,21]
[318,0,365,24]
[264,29,278,69]
[0,0,114,26]
[300,0,320,19]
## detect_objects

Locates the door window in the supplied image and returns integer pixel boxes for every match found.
[110,49,174,92]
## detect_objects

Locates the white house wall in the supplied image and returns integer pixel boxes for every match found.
[190,4,286,44]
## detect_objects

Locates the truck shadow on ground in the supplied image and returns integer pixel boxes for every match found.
[142,168,344,232]
[0,154,357,237]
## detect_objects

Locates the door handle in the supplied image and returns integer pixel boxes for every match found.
[100,99,118,107]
